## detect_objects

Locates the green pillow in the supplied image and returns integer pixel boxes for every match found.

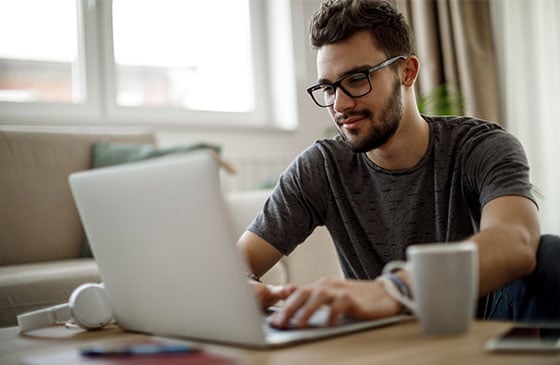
[92,142,221,168]
[79,141,222,258]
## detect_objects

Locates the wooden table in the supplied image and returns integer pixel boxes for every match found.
[1,320,558,364]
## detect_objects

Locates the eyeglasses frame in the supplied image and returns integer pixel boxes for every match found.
[306,55,407,108]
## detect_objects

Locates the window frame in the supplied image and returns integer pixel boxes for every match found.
[0,0,273,129]
[0,0,102,124]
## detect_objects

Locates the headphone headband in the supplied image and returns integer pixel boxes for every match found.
[17,283,113,332]
[17,303,72,332]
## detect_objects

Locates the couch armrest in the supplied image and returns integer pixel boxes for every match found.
[0,259,101,328]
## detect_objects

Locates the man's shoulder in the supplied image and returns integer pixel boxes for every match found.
[426,115,508,145]
[285,136,362,183]
[427,115,501,129]
[314,134,350,149]
[298,135,354,160]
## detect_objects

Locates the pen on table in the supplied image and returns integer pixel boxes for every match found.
[81,343,198,357]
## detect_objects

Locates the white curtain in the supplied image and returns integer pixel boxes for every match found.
[491,0,560,235]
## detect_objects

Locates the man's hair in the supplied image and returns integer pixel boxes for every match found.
[310,0,416,58]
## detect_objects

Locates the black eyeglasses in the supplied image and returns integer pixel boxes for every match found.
[306,55,406,108]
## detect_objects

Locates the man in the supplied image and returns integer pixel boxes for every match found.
[237,0,541,328]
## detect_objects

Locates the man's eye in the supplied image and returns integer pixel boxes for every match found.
[321,85,335,95]
[347,73,368,85]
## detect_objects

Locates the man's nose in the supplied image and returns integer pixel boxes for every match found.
[332,87,355,112]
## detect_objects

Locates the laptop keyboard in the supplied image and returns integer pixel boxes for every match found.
[265,306,360,330]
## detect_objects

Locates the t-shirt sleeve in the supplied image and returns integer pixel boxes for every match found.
[247,145,328,256]
[463,125,536,208]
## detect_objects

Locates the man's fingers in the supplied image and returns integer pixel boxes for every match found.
[270,284,340,329]
[250,282,298,309]
[267,279,404,329]
[293,289,334,328]
[327,292,353,325]
[268,284,298,300]
[270,287,314,328]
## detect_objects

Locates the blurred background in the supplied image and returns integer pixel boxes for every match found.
[0,0,558,234]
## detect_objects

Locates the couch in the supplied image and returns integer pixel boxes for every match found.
[0,126,342,328]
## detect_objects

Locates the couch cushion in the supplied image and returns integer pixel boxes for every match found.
[0,128,156,265]
[0,258,101,328]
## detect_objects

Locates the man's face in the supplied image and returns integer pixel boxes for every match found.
[316,31,404,153]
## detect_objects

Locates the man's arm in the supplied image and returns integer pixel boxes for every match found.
[237,231,297,309]
[472,195,540,294]
[268,194,540,328]
[237,231,284,278]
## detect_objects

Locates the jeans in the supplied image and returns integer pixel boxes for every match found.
[481,234,560,322]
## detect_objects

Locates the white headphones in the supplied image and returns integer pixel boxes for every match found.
[17,283,113,332]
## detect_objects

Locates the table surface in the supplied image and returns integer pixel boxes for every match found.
[1,320,559,365]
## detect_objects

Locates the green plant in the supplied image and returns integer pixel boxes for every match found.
[417,83,464,116]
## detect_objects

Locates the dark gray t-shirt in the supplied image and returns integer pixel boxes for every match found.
[248,116,535,279]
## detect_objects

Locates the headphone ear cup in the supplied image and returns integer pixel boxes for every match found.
[68,283,113,330]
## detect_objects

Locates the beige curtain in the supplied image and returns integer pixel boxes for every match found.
[392,0,500,123]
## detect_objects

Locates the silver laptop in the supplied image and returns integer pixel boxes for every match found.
[68,151,405,348]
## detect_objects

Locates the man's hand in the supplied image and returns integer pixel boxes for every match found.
[269,277,403,329]
[250,281,298,309]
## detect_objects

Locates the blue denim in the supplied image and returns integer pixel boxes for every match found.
[483,234,560,322]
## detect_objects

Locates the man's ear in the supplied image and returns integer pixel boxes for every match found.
[402,56,420,87]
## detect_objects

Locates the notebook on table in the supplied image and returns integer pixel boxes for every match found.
[68,151,406,348]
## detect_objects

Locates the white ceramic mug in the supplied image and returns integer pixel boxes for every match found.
[382,242,479,335]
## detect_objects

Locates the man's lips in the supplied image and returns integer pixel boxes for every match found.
[338,115,366,130]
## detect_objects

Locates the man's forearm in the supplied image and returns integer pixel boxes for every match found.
[471,196,540,295]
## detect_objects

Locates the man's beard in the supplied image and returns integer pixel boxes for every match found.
[336,79,403,153]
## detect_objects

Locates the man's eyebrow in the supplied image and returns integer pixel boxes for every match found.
[316,64,373,84]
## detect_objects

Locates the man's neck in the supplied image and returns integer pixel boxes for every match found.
[366,112,429,171]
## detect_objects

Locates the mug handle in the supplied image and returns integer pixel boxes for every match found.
[381,261,417,314]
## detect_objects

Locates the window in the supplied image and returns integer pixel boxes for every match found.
[0,0,83,103]
[112,0,254,113]
[0,0,271,127]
